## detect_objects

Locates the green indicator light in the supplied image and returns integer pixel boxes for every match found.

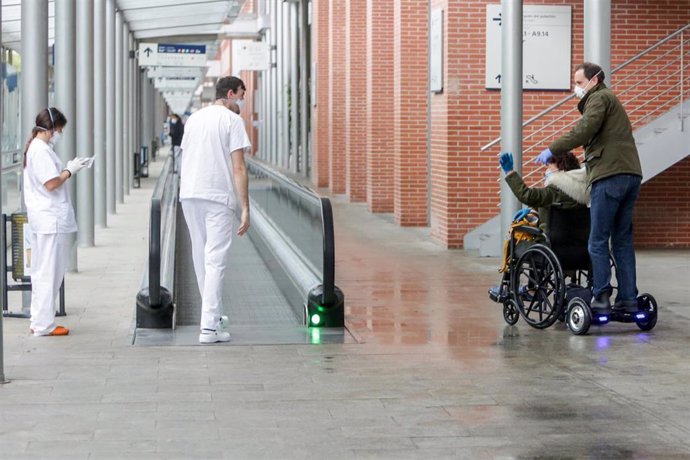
[311,314,321,326]
[310,328,321,344]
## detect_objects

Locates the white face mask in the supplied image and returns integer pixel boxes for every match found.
[573,70,602,99]
[235,99,245,110]
[50,131,62,146]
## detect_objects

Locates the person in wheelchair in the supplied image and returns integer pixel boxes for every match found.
[499,151,589,235]
[489,151,590,303]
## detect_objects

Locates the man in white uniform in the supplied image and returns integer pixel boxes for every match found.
[179,76,251,344]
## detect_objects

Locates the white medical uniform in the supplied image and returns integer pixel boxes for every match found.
[179,105,251,331]
[23,138,77,336]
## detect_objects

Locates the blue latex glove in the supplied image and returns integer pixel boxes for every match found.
[512,208,531,222]
[498,152,514,174]
[535,148,553,165]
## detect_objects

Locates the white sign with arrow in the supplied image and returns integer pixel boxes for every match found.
[485,4,571,90]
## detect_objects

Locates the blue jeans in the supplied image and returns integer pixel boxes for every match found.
[588,174,642,302]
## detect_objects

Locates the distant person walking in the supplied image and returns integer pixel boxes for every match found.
[179,76,251,344]
[169,113,184,171]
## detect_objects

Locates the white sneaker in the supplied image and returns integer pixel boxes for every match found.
[199,329,231,344]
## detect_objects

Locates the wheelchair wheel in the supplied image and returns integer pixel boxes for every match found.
[503,299,520,325]
[635,293,658,331]
[511,244,566,329]
[566,297,591,335]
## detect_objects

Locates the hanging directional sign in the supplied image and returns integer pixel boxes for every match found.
[139,43,158,66]
[485,4,571,90]
[138,43,207,67]
[147,66,205,78]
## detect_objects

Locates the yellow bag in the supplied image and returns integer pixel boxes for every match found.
[499,209,540,273]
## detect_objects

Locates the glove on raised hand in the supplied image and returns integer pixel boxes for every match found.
[64,158,87,177]
[498,152,514,174]
[535,148,553,165]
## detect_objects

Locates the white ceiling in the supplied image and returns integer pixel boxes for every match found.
[1,0,245,114]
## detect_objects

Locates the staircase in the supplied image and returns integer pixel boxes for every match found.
[466,23,690,256]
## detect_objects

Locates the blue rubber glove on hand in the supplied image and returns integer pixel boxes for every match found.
[498,152,514,174]
[512,208,531,222]
[535,148,553,165]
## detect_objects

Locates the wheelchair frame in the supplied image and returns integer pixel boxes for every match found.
[490,223,658,335]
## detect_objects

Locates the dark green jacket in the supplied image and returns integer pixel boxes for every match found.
[505,168,589,235]
[548,83,642,186]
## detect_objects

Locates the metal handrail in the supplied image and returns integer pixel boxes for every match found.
[147,156,177,307]
[482,22,690,152]
[245,157,337,307]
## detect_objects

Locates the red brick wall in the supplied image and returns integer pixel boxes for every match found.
[394,0,429,226]
[328,0,346,193]
[366,0,395,213]
[345,0,367,202]
[635,157,690,248]
[312,0,329,187]
[239,70,258,155]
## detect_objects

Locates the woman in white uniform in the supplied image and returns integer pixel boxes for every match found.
[23,107,88,336]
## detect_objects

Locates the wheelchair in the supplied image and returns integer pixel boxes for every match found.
[489,205,658,335]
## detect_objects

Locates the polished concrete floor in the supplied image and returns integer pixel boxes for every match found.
[1,155,690,459]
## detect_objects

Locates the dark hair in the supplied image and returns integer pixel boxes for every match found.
[547,151,580,171]
[23,107,68,167]
[575,62,605,83]
[215,76,246,100]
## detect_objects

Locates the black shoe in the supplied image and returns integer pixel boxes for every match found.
[613,299,639,314]
[590,293,611,314]
[488,285,503,302]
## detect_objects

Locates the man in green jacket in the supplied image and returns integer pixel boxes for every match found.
[535,62,643,315]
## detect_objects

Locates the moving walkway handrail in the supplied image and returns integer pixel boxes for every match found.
[245,157,337,306]
[147,155,177,307]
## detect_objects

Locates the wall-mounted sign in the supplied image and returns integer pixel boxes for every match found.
[485,4,571,90]
[429,8,444,93]
[232,40,271,72]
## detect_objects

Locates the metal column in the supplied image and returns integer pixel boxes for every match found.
[140,72,149,152]
[0,0,7,385]
[105,0,116,214]
[123,33,128,193]
[94,0,107,227]
[115,12,124,204]
[123,26,130,196]
[289,2,299,174]
[21,0,49,160]
[584,0,611,82]
[499,0,522,246]
[55,0,78,270]
[76,0,95,247]
[280,1,289,170]
[129,32,136,191]
[270,0,278,165]
[299,0,311,176]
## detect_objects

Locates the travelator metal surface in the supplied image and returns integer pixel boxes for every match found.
[134,156,350,346]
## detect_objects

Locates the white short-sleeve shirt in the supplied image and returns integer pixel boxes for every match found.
[23,138,78,234]
[179,105,251,209]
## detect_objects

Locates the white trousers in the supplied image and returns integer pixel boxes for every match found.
[181,199,235,331]
[29,232,69,335]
